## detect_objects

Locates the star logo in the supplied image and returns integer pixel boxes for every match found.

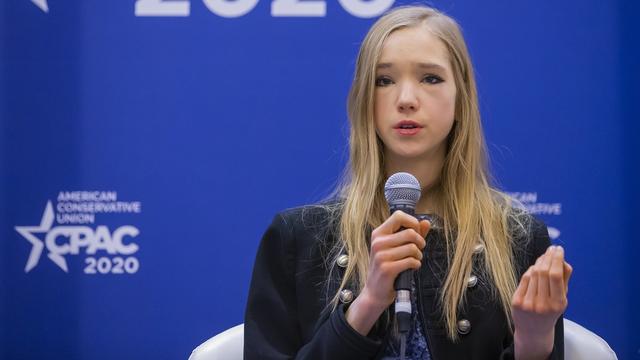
[31,0,49,13]
[547,226,561,240]
[15,201,68,272]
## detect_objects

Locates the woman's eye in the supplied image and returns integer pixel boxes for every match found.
[375,76,393,87]
[422,75,444,84]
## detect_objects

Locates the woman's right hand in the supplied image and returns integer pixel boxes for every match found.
[345,210,430,335]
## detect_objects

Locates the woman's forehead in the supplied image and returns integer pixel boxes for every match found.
[378,27,450,70]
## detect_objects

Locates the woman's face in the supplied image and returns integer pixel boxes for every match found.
[374,26,457,163]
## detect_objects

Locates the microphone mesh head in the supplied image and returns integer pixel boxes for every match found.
[384,172,421,206]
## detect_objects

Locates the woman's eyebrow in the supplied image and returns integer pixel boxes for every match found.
[416,62,446,71]
[376,62,446,71]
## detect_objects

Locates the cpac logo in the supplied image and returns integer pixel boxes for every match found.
[15,201,140,273]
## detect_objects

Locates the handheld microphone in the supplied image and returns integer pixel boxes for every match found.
[384,172,422,334]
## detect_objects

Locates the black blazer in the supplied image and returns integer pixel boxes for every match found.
[244,205,563,359]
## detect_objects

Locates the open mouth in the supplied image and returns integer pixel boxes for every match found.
[394,121,423,129]
[393,121,423,135]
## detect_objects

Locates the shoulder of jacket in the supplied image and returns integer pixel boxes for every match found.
[277,201,341,228]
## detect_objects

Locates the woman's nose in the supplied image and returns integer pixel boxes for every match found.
[397,82,419,112]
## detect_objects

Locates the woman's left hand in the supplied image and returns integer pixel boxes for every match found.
[511,245,573,360]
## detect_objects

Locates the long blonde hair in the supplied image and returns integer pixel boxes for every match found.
[327,5,527,341]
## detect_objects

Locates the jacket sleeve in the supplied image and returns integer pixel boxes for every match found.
[500,217,565,360]
[244,213,382,360]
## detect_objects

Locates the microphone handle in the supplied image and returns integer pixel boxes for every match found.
[389,203,416,291]
[394,268,413,291]
[389,204,416,333]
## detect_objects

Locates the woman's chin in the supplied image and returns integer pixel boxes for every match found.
[386,147,435,161]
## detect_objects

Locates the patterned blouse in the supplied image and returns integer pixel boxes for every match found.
[380,280,432,360]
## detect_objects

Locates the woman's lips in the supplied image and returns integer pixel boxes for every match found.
[393,120,423,135]
[395,127,422,135]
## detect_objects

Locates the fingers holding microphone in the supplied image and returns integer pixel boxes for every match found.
[369,210,430,294]
[345,210,430,335]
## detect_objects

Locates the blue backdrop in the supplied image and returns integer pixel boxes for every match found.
[1,0,638,359]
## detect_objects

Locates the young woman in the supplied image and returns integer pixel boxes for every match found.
[245,5,572,359]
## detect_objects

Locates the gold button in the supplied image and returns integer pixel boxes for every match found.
[337,254,349,268]
[473,243,485,254]
[339,289,354,304]
[457,319,471,335]
[467,275,478,288]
